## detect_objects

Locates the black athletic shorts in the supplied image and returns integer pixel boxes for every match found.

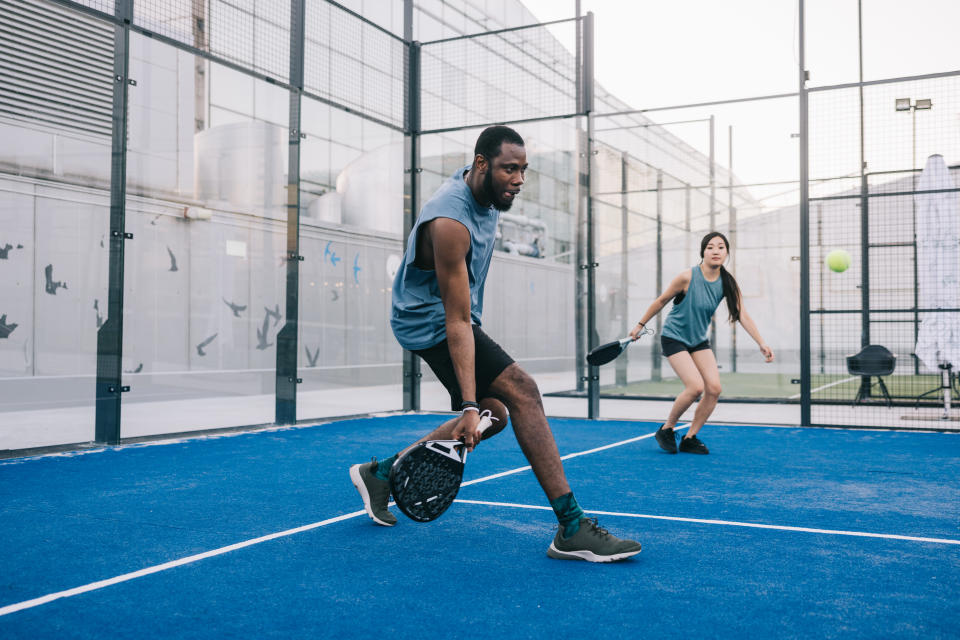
[661,335,711,357]
[414,325,515,411]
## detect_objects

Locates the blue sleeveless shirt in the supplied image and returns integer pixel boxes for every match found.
[391,165,500,351]
[661,265,725,346]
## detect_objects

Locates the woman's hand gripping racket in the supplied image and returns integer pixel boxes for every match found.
[586,326,655,366]
[389,410,497,522]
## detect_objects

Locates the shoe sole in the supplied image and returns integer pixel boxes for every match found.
[349,464,396,527]
[546,542,642,563]
[679,449,709,454]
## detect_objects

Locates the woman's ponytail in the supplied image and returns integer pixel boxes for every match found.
[719,265,741,323]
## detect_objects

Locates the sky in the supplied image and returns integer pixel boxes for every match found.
[519,0,960,201]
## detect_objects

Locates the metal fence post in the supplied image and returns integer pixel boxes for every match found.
[798,0,812,426]
[402,0,421,411]
[94,0,133,445]
[617,151,629,386]
[583,11,599,418]
[275,0,306,425]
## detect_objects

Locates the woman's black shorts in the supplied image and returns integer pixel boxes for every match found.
[414,325,515,411]
[661,335,711,357]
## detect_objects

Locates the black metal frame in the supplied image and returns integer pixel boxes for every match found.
[275,0,306,424]
[94,0,133,445]
[64,0,411,442]
[29,0,958,448]
[402,0,421,412]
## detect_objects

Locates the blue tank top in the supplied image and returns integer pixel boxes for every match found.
[661,265,725,346]
[391,165,500,351]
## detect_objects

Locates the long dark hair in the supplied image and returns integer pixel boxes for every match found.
[700,231,742,323]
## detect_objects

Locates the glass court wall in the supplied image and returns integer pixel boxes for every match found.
[0,0,600,451]
[4,0,957,454]
[0,0,114,449]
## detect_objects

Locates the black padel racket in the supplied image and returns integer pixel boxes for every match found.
[586,327,655,366]
[389,411,495,522]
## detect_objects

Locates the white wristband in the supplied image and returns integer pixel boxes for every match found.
[461,406,480,414]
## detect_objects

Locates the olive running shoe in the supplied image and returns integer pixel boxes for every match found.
[679,434,709,455]
[546,517,642,563]
[655,425,678,454]
[349,458,397,526]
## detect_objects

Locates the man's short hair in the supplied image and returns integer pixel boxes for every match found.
[474,125,524,161]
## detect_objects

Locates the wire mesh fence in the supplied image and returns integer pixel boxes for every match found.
[587,95,802,409]
[304,0,406,129]
[807,74,960,428]
[132,0,291,83]
[4,0,960,453]
[419,18,579,133]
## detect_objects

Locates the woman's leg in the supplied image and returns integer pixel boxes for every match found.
[685,348,722,437]
[663,351,705,428]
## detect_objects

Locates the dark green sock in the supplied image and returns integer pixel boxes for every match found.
[550,492,585,538]
[374,454,397,482]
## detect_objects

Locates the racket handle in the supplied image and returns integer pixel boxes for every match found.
[476,410,496,436]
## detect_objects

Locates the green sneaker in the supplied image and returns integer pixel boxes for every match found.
[546,517,642,562]
[349,459,397,526]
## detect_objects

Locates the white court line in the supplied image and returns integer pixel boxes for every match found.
[10,419,943,618]
[455,499,960,546]
[0,510,365,618]
[789,376,857,400]
[460,423,689,487]
[0,422,683,617]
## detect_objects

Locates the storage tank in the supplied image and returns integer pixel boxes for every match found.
[194,121,286,215]
[336,142,403,235]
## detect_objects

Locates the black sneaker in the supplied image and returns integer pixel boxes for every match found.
[655,425,678,453]
[546,517,642,562]
[678,434,709,455]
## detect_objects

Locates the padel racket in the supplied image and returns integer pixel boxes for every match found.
[586,327,655,366]
[389,410,496,523]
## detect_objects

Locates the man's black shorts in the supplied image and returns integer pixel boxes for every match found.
[414,325,515,411]
[661,335,712,357]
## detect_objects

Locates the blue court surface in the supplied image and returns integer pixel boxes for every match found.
[1,415,958,639]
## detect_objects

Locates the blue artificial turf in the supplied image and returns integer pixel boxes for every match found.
[1,415,958,638]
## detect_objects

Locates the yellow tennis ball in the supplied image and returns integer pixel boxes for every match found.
[826,249,851,273]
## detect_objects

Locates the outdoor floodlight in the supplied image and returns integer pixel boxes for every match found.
[915,98,933,110]
[895,98,912,111]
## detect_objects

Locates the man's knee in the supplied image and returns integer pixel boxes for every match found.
[478,397,509,439]
[491,363,541,405]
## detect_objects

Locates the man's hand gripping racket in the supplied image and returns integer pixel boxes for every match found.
[389,410,497,523]
[586,326,655,366]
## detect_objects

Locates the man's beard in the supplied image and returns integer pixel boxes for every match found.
[482,169,514,211]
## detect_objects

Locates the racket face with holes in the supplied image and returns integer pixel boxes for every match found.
[389,440,466,522]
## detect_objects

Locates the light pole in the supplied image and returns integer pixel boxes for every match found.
[895,97,932,376]
[895,97,933,177]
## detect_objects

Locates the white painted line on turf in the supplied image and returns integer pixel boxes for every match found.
[460,423,689,487]
[0,510,367,618]
[0,423,680,617]
[790,376,857,399]
[454,499,960,546]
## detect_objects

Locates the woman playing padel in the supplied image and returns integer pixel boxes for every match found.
[629,231,774,454]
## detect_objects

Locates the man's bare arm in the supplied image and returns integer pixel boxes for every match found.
[431,218,482,445]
